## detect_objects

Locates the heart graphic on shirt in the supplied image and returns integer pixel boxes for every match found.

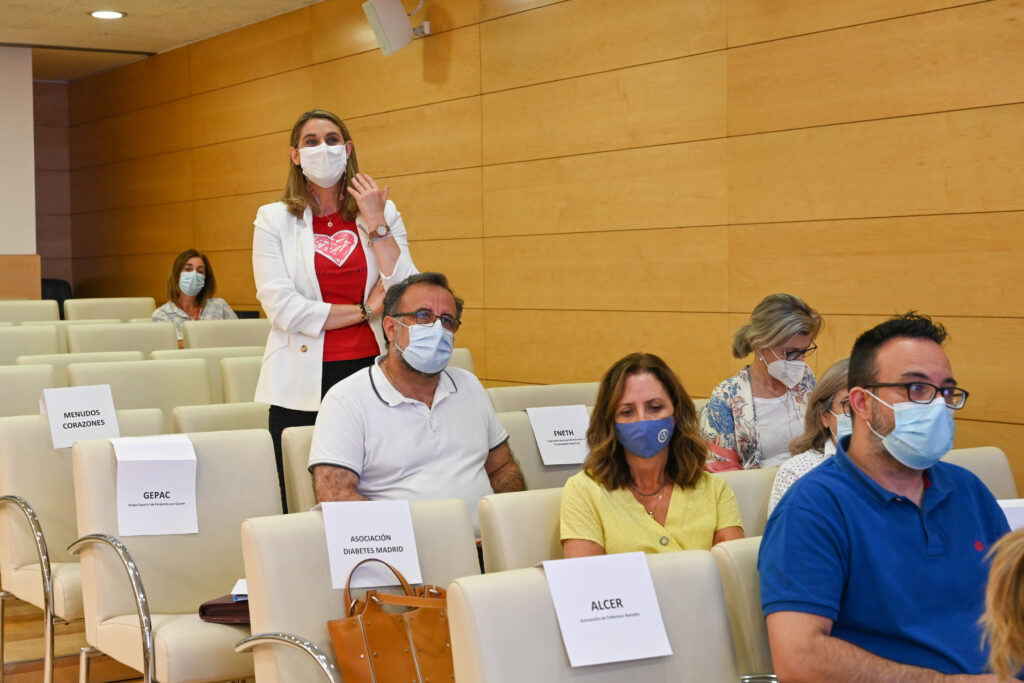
[313,230,358,267]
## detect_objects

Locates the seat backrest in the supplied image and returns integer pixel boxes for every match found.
[449,550,739,682]
[67,359,211,431]
[281,425,316,513]
[221,356,262,403]
[72,429,281,644]
[172,402,268,433]
[479,487,563,572]
[152,346,263,403]
[449,348,474,374]
[0,300,59,324]
[183,319,271,349]
[0,409,164,575]
[942,446,1018,499]
[693,397,708,414]
[711,536,772,677]
[66,322,177,355]
[487,382,599,413]
[63,297,156,322]
[0,326,60,364]
[497,411,581,490]
[0,365,55,417]
[711,468,778,537]
[17,351,145,387]
[23,319,121,353]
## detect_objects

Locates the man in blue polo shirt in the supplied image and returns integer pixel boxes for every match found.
[759,313,1012,682]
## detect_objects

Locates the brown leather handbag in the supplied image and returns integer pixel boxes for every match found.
[327,558,454,683]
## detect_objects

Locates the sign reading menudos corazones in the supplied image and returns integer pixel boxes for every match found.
[543,551,672,667]
[526,405,590,465]
[112,434,199,537]
[40,384,120,449]
[322,500,422,589]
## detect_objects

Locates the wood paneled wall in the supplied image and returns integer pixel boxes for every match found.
[33,82,72,284]
[65,0,1024,480]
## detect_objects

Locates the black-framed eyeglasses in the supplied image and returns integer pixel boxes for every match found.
[391,309,461,332]
[863,382,969,410]
[831,397,851,417]
[776,344,817,361]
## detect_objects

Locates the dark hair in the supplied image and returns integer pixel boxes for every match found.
[584,353,706,491]
[848,312,948,390]
[382,273,464,347]
[281,109,360,220]
[166,249,214,308]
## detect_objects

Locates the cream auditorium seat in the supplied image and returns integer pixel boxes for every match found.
[221,356,262,403]
[497,410,581,490]
[66,322,177,356]
[478,488,562,572]
[448,550,741,682]
[449,347,475,374]
[0,322,10,326]
[0,325,60,364]
[129,318,154,323]
[182,319,271,349]
[0,365,56,417]
[712,468,778,538]
[693,396,709,414]
[23,318,121,354]
[67,359,211,431]
[0,299,59,324]
[171,402,268,433]
[0,408,164,683]
[152,346,264,404]
[281,426,316,513]
[486,381,599,413]
[711,536,775,681]
[18,351,144,388]
[70,429,281,683]
[942,446,1018,499]
[64,297,156,322]
[237,499,481,681]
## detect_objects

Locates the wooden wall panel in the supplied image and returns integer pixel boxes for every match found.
[376,168,482,240]
[68,50,190,126]
[121,253,183,302]
[193,191,279,253]
[728,1,1024,135]
[70,98,193,169]
[452,307,486,378]
[727,212,1024,318]
[482,52,726,164]
[205,249,258,306]
[71,151,193,214]
[190,70,313,148]
[188,7,312,94]
[191,132,290,200]
[36,215,71,259]
[0,256,41,299]
[34,125,69,171]
[479,0,565,21]
[313,27,481,120]
[955,420,1024,492]
[483,227,728,311]
[483,140,727,236]
[34,82,69,127]
[405,238,484,307]
[71,202,194,258]
[480,0,726,92]
[35,171,70,215]
[311,0,402,63]
[728,104,1024,225]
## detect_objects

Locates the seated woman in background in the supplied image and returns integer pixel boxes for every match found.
[701,293,822,471]
[982,528,1024,682]
[561,352,744,558]
[766,358,849,517]
[152,249,237,347]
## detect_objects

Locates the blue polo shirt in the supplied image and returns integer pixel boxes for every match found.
[759,436,1010,674]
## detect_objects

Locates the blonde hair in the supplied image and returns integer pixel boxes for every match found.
[281,109,360,220]
[732,293,822,359]
[982,528,1024,680]
[788,358,848,455]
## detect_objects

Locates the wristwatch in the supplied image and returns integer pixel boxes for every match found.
[372,224,389,238]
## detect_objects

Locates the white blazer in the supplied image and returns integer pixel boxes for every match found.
[252,200,417,411]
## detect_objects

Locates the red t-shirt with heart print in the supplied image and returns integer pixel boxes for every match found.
[312,212,379,361]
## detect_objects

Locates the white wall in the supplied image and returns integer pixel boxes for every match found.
[0,47,36,255]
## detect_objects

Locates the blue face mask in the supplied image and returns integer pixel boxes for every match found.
[866,392,954,470]
[393,319,454,375]
[830,411,852,441]
[615,416,675,459]
[179,271,205,296]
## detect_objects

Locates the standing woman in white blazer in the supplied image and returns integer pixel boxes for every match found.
[252,109,417,509]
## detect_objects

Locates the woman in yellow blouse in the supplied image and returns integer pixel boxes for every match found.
[561,353,744,557]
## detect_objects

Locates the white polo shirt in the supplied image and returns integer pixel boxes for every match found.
[308,358,508,529]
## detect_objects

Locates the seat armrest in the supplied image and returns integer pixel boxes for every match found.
[236,632,341,682]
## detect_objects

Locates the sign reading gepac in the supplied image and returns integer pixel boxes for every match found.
[543,552,672,667]
[526,405,590,465]
[113,434,198,537]
[40,385,120,449]
[322,500,422,589]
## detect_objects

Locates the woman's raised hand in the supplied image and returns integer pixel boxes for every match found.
[348,173,389,224]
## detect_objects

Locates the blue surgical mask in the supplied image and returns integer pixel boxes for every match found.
[866,392,954,470]
[615,417,675,459]
[179,271,205,296]
[829,410,852,441]
[393,319,454,374]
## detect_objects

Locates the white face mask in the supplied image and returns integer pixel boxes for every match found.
[298,142,348,188]
[761,349,807,389]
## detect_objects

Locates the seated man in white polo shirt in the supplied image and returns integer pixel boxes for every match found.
[309,272,525,526]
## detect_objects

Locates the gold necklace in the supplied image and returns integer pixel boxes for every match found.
[630,483,665,517]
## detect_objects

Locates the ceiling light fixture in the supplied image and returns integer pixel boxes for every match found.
[90,10,124,19]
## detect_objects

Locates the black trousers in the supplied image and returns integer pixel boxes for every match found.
[268,355,375,512]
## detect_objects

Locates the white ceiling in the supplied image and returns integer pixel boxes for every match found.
[0,0,320,81]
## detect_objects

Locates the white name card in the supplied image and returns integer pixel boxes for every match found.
[526,405,590,465]
[113,434,198,537]
[40,385,120,449]
[999,499,1024,530]
[323,500,422,589]
[543,552,672,667]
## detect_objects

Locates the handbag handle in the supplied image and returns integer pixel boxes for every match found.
[344,557,415,611]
